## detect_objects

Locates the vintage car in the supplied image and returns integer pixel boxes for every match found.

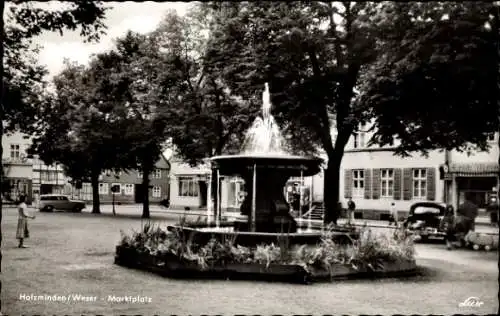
[403,202,447,241]
[39,194,86,213]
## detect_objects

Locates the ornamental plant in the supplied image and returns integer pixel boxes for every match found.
[117,223,415,274]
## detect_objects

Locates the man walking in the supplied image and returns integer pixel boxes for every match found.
[457,195,479,232]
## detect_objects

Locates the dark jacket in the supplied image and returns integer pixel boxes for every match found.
[347,200,356,211]
[457,200,479,219]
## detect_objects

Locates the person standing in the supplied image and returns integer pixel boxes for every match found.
[16,195,35,248]
[457,195,479,232]
[389,202,398,227]
[440,205,457,250]
[347,197,356,225]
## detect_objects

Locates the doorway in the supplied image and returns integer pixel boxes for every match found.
[134,184,145,203]
[199,181,207,208]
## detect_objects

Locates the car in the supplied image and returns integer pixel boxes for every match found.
[39,194,86,213]
[404,202,447,241]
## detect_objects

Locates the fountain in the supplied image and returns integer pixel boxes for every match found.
[169,83,357,246]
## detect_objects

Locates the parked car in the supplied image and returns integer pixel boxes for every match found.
[160,198,170,208]
[39,194,86,213]
[404,202,447,241]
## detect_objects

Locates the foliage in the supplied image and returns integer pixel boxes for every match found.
[150,8,258,166]
[2,1,108,134]
[198,1,499,222]
[117,224,415,275]
[361,2,499,156]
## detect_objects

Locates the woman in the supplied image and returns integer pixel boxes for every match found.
[440,205,456,250]
[16,195,35,248]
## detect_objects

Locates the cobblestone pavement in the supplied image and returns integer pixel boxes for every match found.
[1,206,498,315]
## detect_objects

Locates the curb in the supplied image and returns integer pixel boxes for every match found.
[114,246,419,284]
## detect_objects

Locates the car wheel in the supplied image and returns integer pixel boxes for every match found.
[43,205,54,212]
[72,206,82,213]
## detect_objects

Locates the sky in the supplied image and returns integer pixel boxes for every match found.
[19,1,193,158]
[31,1,192,79]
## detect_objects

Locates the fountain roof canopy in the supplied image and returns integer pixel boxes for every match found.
[210,154,323,177]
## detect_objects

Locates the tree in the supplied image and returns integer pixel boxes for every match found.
[360,2,499,155]
[1,0,108,278]
[106,31,174,218]
[30,58,132,214]
[200,1,499,224]
[153,8,259,166]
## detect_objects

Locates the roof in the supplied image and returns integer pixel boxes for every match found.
[154,153,171,170]
[449,163,498,177]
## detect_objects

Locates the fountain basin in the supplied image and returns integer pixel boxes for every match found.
[210,154,323,177]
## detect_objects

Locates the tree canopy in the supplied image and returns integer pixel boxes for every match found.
[198,1,499,223]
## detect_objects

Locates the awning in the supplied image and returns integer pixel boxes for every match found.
[449,163,499,177]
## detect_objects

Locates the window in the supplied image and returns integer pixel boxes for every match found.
[153,169,162,179]
[352,170,364,197]
[124,184,134,195]
[178,177,198,197]
[10,144,20,159]
[353,134,359,148]
[413,169,427,198]
[98,183,109,195]
[228,178,245,207]
[81,183,92,201]
[111,183,122,194]
[380,169,394,197]
[152,186,161,198]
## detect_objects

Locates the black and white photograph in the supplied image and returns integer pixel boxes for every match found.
[1,1,499,315]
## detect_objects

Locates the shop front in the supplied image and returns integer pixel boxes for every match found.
[447,163,499,210]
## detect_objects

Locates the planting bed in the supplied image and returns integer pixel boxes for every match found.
[114,223,418,284]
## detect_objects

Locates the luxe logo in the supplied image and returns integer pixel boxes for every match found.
[459,296,484,308]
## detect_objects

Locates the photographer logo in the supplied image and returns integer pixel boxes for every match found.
[459,297,484,308]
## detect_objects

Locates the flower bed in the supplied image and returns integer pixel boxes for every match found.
[114,222,417,283]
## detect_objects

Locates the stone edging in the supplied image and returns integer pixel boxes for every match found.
[114,245,418,284]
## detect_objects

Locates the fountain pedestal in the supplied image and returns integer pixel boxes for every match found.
[211,155,322,234]
[233,168,297,233]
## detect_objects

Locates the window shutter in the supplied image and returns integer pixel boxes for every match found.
[344,169,353,198]
[372,169,381,199]
[403,168,412,200]
[427,167,436,201]
[364,169,371,199]
[393,168,402,200]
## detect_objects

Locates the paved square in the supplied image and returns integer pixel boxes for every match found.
[2,206,498,315]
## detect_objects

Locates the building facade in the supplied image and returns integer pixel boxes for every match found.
[168,159,211,210]
[69,155,170,204]
[2,131,67,204]
[310,129,499,220]
[2,131,33,203]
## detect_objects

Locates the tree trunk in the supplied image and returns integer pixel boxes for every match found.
[323,154,342,225]
[142,164,151,219]
[90,170,101,214]
[0,0,4,275]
